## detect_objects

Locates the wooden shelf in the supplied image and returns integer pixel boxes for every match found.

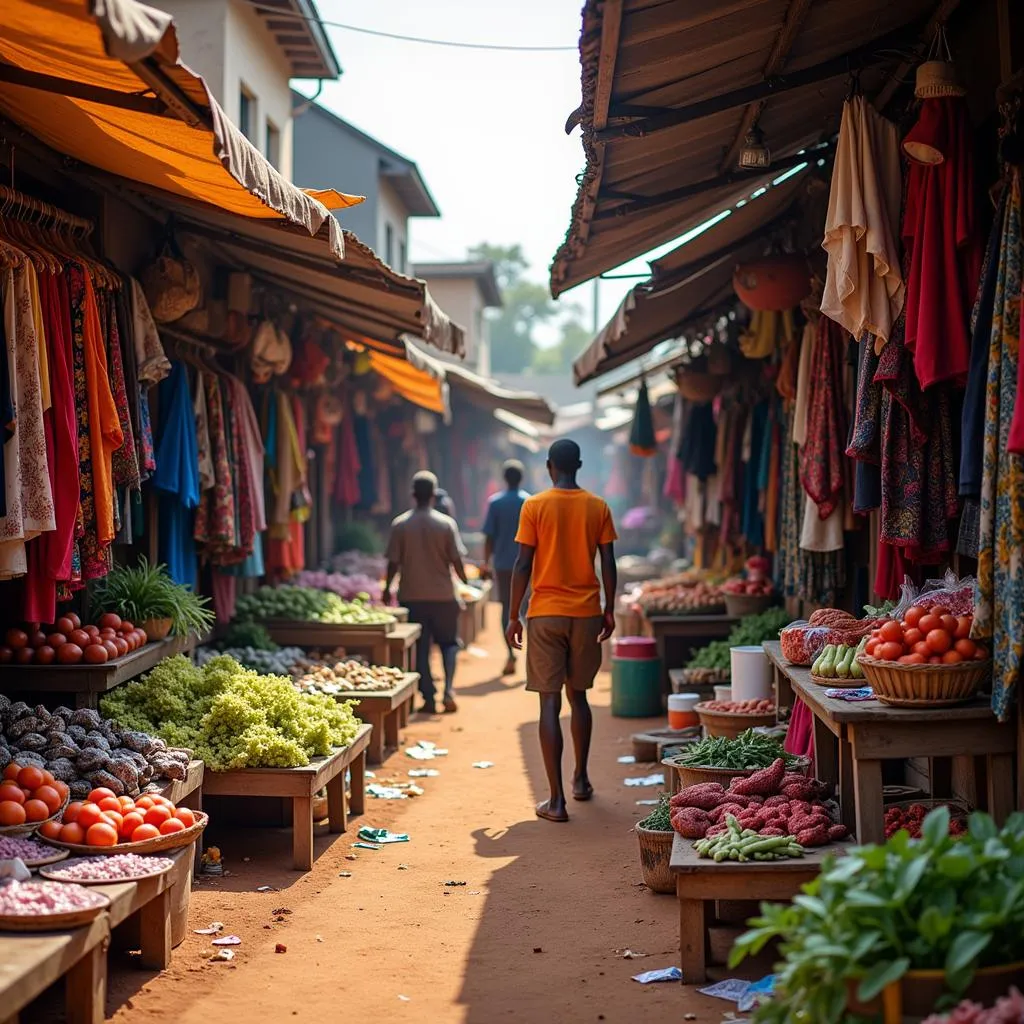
[331,675,418,765]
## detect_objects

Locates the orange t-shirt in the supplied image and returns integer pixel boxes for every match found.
[515,488,617,618]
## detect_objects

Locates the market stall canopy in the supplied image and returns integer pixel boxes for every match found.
[550,0,944,296]
[573,164,812,384]
[404,341,557,426]
[367,349,449,416]
[0,0,359,260]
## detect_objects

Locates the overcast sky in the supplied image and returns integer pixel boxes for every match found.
[294,0,647,344]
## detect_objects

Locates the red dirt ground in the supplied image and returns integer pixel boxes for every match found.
[86,607,734,1023]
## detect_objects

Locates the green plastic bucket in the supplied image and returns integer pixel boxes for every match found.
[611,656,663,717]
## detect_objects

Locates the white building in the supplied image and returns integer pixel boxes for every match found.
[156,0,340,181]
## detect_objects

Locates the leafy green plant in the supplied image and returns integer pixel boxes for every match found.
[638,795,672,831]
[686,608,792,671]
[731,808,1024,1023]
[335,521,382,555]
[220,621,278,651]
[93,558,215,638]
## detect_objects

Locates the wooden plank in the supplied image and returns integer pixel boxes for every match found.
[678,897,708,983]
[326,771,346,834]
[333,675,418,715]
[0,917,109,1020]
[65,939,106,1024]
[137,886,171,970]
[853,756,885,845]
[349,748,366,817]
[671,833,838,875]
[849,719,1016,760]
[987,753,1015,826]
[292,796,314,871]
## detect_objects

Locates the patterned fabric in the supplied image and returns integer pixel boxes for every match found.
[975,172,1023,721]
[194,372,236,549]
[102,290,139,495]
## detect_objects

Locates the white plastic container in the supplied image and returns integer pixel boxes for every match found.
[667,693,700,730]
[713,685,733,702]
[730,645,773,702]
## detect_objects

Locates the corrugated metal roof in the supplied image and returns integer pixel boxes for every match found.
[550,0,946,296]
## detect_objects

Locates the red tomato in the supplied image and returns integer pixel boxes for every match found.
[941,650,963,664]
[0,783,26,805]
[898,653,926,665]
[68,629,90,648]
[76,803,105,830]
[13,647,34,665]
[17,766,44,791]
[144,805,172,827]
[38,819,63,840]
[173,807,196,828]
[82,644,108,664]
[918,614,941,634]
[929,655,943,664]
[33,785,62,815]
[113,637,129,657]
[102,640,119,660]
[0,802,25,827]
[902,628,924,648]
[67,612,82,629]
[939,615,958,635]
[119,812,144,839]
[929,605,951,619]
[56,643,83,664]
[879,641,904,661]
[62,800,83,824]
[98,613,122,631]
[865,638,880,657]
[84,625,100,638]
[34,645,56,665]
[879,620,904,644]
[97,796,121,814]
[28,630,47,649]
[954,616,972,640]
[54,617,75,636]
[131,823,160,842]
[912,641,931,657]
[59,822,85,844]
[88,788,117,804]
[5,629,27,649]
[86,822,118,847]
[159,818,186,836]
[974,646,989,660]
[904,606,925,629]
[954,638,977,659]
[24,799,50,822]
[926,629,953,655]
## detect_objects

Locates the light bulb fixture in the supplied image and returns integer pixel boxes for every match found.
[739,124,771,168]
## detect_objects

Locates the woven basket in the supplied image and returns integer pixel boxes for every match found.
[40,810,208,856]
[915,60,966,99]
[856,656,989,708]
[635,825,675,894]
[0,793,71,838]
[695,702,776,739]
[676,370,722,403]
[723,593,775,618]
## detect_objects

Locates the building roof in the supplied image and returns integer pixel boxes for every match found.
[294,95,441,217]
[412,261,503,308]
[244,0,340,80]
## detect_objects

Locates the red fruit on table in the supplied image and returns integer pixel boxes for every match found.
[954,616,972,639]
[5,629,27,650]
[918,614,941,634]
[942,650,963,664]
[56,643,83,664]
[904,606,925,628]
[46,633,67,648]
[102,640,119,660]
[67,612,82,629]
[930,605,951,618]
[119,620,135,634]
[84,625,100,638]
[925,630,952,655]
[29,630,47,649]
[879,620,903,643]
[68,629,90,648]
[113,637,129,657]
[877,641,903,661]
[899,653,926,665]
[902,628,924,647]
[939,614,958,634]
[98,613,122,631]
[54,616,75,636]
[82,644,108,664]
[0,647,12,664]
[34,645,55,665]
[13,647,34,665]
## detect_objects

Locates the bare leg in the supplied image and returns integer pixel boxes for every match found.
[567,688,594,800]
[536,692,568,821]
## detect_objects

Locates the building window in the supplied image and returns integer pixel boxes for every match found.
[239,85,255,141]
[398,240,406,273]
[384,223,394,267]
[265,118,280,168]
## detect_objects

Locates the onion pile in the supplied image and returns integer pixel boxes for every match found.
[0,836,60,861]
[44,853,174,881]
[0,879,107,914]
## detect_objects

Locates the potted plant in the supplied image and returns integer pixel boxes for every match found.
[635,795,676,894]
[93,558,215,641]
[730,808,1024,1023]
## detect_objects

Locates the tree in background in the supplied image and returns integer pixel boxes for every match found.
[468,242,589,375]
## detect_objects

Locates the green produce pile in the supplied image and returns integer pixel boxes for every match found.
[686,608,792,671]
[234,586,394,625]
[101,655,361,770]
[221,621,278,651]
[672,729,804,770]
[811,638,868,680]
[637,795,672,831]
[695,815,804,861]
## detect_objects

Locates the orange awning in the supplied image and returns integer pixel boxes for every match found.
[368,349,448,416]
[0,0,359,258]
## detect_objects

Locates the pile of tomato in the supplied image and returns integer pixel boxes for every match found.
[864,606,988,666]
[38,788,196,847]
[0,613,148,666]
[0,764,70,827]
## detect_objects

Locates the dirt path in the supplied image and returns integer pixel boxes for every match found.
[105,608,725,1024]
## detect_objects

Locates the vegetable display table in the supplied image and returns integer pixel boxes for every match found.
[201,724,371,870]
[154,758,204,917]
[337,623,422,673]
[645,615,737,696]
[334,675,417,765]
[670,832,837,983]
[0,915,111,1024]
[763,642,1016,843]
[0,633,202,709]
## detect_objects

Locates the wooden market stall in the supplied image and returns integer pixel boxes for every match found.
[336,675,418,765]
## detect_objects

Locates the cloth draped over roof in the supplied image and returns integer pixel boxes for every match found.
[551,0,938,297]
[0,0,361,259]
[572,165,813,384]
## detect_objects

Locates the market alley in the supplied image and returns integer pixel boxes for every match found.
[102,607,720,1024]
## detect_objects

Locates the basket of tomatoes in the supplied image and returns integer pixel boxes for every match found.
[37,787,207,855]
[857,606,990,708]
[0,763,71,836]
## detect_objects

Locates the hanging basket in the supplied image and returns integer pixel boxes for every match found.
[915,60,966,99]
[675,370,722,403]
[733,255,810,311]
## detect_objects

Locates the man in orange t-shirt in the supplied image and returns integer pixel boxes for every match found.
[506,438,617,822]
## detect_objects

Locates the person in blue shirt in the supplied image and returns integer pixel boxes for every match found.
[483,460,530,675]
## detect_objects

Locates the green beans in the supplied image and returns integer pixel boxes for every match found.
[672,729,802,770]
[694,814,805,862]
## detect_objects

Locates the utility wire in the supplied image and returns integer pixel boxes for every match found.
[250,3,577,52]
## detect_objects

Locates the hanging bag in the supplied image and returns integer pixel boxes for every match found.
[140,231,201,323]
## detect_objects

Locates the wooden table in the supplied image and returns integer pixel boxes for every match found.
[763,642,1016,843]
[334,675,417,765]
[0,634,202,709]
[645,615,737,695]
[263,620,395,665]
[154,759,205,891]
[201,724,371,870]
[670,832,837,983]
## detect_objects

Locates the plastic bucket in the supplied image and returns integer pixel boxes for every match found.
[611,656,662,717]
[714,685,733,702]
[612,636,657,659]
[730,646,773,702]
[667,692,700,730]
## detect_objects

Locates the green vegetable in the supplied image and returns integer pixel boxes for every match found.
[671,730,803,770]
[850,637,868,679]
[221,622,278,651]
[92,557,215,638]
[836,645,855,679]
[694,815,804,862]
[731,809,1024,1023]
[820,645,839,678]
[335,521,383,555]
[234,586,394,626]
[811,645,828,676]
[686,608,792,672]
[637,795,672,832]
[862,599,896,617]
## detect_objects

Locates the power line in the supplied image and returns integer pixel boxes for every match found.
[251,3,577,52]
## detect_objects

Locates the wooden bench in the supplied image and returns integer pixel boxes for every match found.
[0,916,110,1024]
[201,724,371,870]
[670,833,836,983]
[335,675,417,765]
[763,641,1016,843]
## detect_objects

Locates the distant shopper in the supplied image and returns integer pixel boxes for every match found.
[385,471,468,714]
[483,459,530,676]
[433,488,456,521]
[506,439,617,822]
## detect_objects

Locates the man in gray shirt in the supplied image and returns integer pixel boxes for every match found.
[384,471,468,714]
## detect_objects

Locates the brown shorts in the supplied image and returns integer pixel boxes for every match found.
[525,616,604,693]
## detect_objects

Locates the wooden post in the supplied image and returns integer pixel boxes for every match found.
[138,887,172,970]
[292,796,314,871]
[65,941,106,1024]
[326,772,347,834]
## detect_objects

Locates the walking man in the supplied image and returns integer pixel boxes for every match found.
[483,459,530,676]
[506,439,617,822]
[385,471,467,714]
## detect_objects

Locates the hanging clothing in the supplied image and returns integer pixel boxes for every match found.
[194,371,215,492]
[154,362,200,588]
[129,278,170,384]
[901,96,983,389]
[845,335,884,513]
[194,372,236,552]
[821,95,904,348]
[791,320,816,446]
[102,291,140,498]
[354,414,377,510]
[333,400,361,507]
[679,402,717,481]
[975,171,1023,721]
